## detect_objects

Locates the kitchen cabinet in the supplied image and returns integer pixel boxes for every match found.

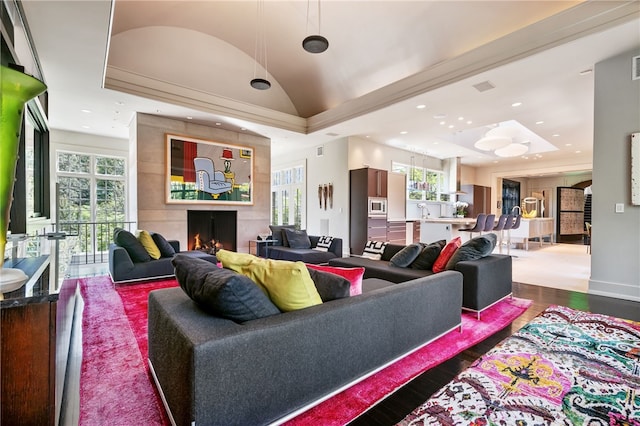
[459,184,491,217]
[350,167,389,254]
[386,221,406,245]
[366,168,388,197]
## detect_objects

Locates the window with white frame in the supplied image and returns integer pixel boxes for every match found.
[271,162,305,229]
[56,151,127,252]
[392,161,449,202]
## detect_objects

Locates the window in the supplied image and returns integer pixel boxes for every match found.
[271,162,306,229]
[392,161,449,202]
[56,151,127,253]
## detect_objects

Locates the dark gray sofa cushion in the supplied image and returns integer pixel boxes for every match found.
[269,224,296,246]
[283,229,311,249]
[410,240,445,270]
[328,256,433,283]
[114,228,151,263]
[446,233,497,270]
[268,247,338,264]
[389,243,422,267]
[151,232,176,257]
[173,254,280,322]
[307,268,350,302]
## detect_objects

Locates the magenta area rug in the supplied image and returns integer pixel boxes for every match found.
[78,276,176,426]
[79,275,531,425]
[398,305,640,425]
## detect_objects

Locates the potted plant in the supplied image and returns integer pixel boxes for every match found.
[455,201,468,218]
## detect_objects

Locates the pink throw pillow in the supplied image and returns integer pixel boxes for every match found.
[306,264,365,296]
[432,237,462,273]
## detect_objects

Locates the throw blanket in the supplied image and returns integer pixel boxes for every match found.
[399,305,640,425]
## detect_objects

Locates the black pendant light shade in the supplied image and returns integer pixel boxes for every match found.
[250,78,271,90]
[302,35,329,53]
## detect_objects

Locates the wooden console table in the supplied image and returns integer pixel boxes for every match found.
[1,255,78,426]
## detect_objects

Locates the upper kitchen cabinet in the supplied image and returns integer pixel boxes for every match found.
[459,184,491,217]
[366,168,388,197]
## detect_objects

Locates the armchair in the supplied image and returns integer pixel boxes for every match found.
[193,157,232,195]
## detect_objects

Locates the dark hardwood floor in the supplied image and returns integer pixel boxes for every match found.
[349,282,640,425]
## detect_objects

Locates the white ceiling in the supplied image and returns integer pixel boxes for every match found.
[19,1,640,169]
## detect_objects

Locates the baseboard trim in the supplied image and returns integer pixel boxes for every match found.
[589,279,640,302]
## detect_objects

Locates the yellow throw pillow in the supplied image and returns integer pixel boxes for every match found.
[137,230,161,259]
[216,249,256,270]
[216,250,322,312]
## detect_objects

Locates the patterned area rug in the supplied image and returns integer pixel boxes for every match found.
[398,305,640,425]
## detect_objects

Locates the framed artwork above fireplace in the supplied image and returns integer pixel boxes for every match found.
[166,133,253,205]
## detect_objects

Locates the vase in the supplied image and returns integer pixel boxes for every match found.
[0,66,47,290]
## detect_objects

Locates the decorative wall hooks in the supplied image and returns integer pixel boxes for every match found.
[318,183,333,210]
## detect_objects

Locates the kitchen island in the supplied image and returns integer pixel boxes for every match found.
[418,217,476,242]
[509,217,555,250]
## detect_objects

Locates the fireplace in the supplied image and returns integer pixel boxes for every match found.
[187,210,237,253]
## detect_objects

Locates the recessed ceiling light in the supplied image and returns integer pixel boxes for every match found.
[466,120,473,125]
[439,121,446,125]
[433,114,447,119]
[511,102,522,107]
[416,104,426,109]
[575,150,582,153]
[536,121,544,125]
[81,125,90,129]
[186,116,193,120]
[215,122,222,126]
[432,142,439,145]
[458,116,464,121]
[565,143,572,146]
[81,109,91,113]
[400,131,408,134]
[553,134,560,137]
[448,125,454,129]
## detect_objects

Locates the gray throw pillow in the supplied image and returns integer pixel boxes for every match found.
[269,224,296,247]
[173,254,281,322]
[307,268,350,302]
[446,233,497,270]
[114,228,151,263]
[283,228,311,249]
[410,239,446,270]
[389,243,423,267]
[151,232,176,257]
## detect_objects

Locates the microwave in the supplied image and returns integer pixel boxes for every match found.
[368,197,387,217]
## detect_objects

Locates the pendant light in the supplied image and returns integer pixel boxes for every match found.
[303,0,329,53]
[250,0,271,90]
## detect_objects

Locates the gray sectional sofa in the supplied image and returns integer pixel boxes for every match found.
[147,265,463,426]
[263,225,343,264]
[329,241,513,318]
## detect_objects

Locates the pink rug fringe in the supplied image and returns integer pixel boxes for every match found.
[79,276,531,426]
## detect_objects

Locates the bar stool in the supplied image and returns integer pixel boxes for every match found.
[459,214,487,240]
[492,214,511,253]
[505,215,521,256]
[482,214,496,235]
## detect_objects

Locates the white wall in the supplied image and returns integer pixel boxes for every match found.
[590,48,640,301]
[272,137,350,253]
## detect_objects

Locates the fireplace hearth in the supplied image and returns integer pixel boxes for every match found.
[187,210,237,253]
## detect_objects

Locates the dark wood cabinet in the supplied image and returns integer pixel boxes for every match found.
[350,167,389,254]
[366,168,387,197]
[459,184,491,217]
[0,256,78,426]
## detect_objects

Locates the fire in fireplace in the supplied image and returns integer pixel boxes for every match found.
[187,210,237,253]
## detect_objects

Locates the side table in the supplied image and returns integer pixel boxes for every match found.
[248,239,278,258]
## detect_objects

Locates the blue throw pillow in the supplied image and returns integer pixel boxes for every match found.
[173,254,281,322]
